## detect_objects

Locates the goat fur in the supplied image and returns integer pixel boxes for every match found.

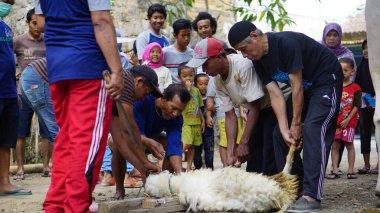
[145,168,298,212]
[145,145,298,212]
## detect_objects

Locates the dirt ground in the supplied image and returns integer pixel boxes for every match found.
[1,138,380,213]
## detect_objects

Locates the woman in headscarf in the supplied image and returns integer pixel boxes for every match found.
[322,22,356,79]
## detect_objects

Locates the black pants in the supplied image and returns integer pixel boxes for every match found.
[273,85,342,201]
[359,108,375,154]
[246,107,277,175]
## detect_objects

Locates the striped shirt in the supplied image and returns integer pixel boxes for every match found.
[29,58,48,83]
[120,70,135,105]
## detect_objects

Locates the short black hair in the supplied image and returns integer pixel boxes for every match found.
[26,8,35,23]
[224,48,237,55]
[362,39,367,49]
[147,3,167,19]
[192,12,217,35]
[194,73,209,86]
[173,19,192,35]
[163,83,191,104]
[339,57,355,69]
[178,62,195,77]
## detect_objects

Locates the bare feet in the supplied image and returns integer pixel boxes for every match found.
[111,189,125,201]
[100,172,115,186]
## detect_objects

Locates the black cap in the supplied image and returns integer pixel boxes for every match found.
[131,65,163,97]
[228,21,257,47]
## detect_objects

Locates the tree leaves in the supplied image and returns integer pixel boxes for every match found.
[231,0,295,31]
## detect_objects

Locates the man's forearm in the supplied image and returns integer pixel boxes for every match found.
[289,71,303,125]
[91,11,122,75]
[241,101,260,143]
[225,110,238,155]
[291,86,303,125]
[266,82,289,133]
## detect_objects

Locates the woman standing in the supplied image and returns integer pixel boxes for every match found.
[355,40,377,175]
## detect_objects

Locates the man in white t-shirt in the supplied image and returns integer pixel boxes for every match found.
[187,37,264,167]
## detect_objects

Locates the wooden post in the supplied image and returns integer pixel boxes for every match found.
[33,114,39,161]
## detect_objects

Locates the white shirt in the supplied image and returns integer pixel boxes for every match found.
[215,54,264,113]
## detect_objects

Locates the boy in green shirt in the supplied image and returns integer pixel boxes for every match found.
[178,62,205,171]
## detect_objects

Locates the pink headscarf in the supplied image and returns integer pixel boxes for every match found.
[142,42,164,69]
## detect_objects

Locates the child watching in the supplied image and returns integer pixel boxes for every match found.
[142,42,172,91]
[328,57,361,179]
[163,19,194,83]
[194,73,214,169]
[136,3,169,61]
[178,62,205,171]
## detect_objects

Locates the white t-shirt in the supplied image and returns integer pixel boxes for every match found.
[215,54,265,113]
[162,45,193,83]
[154,66,172,92]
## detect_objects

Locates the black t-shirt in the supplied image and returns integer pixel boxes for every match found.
[253,32,343,89]
[355,58,375,95]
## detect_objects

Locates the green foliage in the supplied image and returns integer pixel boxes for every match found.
[231,0,295,31]
[159,0,195,25]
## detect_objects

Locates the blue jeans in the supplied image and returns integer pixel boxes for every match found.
[20,66,58,143]
[101,144,135,173]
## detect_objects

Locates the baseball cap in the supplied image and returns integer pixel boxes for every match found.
[130,65,163,97]
[228,21,257,47]
[186,37,224,68]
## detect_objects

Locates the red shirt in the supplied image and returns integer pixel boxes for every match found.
[337,83,361,128]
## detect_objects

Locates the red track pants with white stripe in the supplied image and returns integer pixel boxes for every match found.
[43,79,112,213]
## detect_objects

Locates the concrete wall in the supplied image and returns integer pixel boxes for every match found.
[4,0,236,50]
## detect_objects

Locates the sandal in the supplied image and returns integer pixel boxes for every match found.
[326,172,340,179]
[124,177,143,188]
[369,169,379,174]
[13,172,25,180]
[358,166,370,174]
[41,170,51,177]
[130,169,142,179]
[347,173,358,179]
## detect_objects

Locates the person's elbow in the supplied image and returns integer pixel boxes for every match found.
[91,11,113,29]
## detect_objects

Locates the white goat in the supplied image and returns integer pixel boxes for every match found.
[145,146,298,212]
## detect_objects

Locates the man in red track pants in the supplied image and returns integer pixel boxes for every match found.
[35,0,123,212]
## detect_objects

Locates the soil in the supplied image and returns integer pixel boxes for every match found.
[1,139,380,213]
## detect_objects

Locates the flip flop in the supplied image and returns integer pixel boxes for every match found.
[41,170,51,177]
[124,177,143,188]
[369,169,379,174]
[0,188,32,196]
[326,172,340,179]
[358,166,370,174]
[347,173,358,179]
[13,172,25,180]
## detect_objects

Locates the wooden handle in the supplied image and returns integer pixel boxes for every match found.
[102,70,111,84]
[102,70,139,146]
